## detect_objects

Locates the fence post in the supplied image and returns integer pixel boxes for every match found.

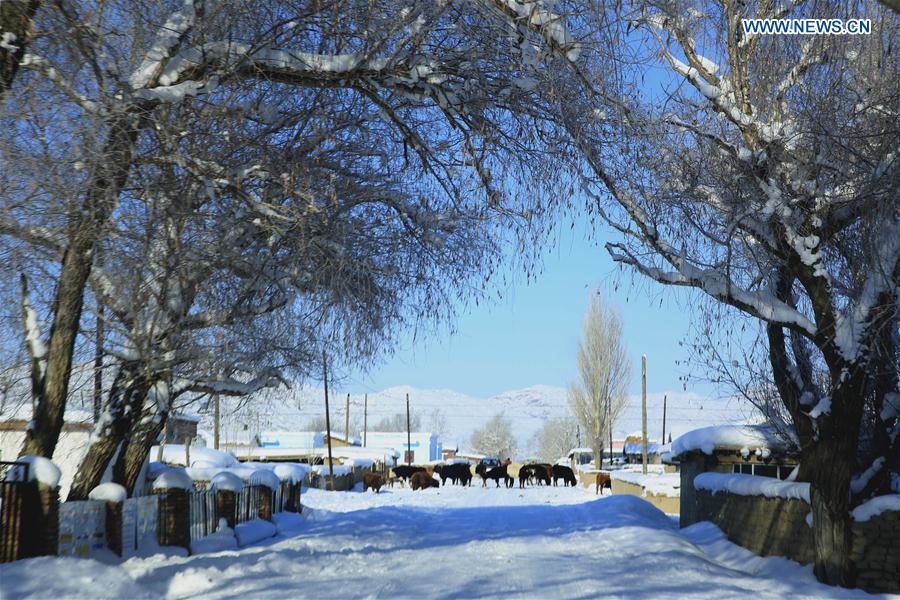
[27,482,60,558]
[154,488,189,550]
[215,488,237,529]
[258,486,273,521]
[284,482,302,513]
[105,500,124,556]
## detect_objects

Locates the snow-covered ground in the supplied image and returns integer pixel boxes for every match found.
[0,485,879,599]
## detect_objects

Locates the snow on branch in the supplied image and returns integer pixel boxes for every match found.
[832,218,900,362]
[173,367,286,398]
[605,242,818,336]
[19,274,47,383]
[129,0,200,89]
[19,54,105,115]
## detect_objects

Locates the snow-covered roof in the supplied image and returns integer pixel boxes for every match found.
[670,425,791,459]
[695,472,809,502]
[623,441,660,455]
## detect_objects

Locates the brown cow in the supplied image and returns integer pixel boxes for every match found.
[363,472,386,493]
[595,472,611,495]
[410,471,440,490]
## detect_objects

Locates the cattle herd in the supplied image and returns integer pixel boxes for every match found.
[369,462,584,492]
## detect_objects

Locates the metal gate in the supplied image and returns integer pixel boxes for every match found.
[188,489,218,541]
[236,485,265,523]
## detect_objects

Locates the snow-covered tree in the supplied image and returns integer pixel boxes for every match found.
[470,413,517,460]
[1,0,583,462]
[561,0,898,585]
[567,292,630,469]
[531,415,580,463]
[371,411,422,433]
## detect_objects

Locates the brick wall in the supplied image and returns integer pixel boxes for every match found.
[851,510,900,592]
[696,489,814,563]
[695,489,899,594]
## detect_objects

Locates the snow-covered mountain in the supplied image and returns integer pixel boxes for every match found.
[195,383,760,455]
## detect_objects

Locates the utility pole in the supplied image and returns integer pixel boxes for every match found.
[363,394,368,447]
[213,394,220,450]
[323,352,335,490]
[662,394,667,445]
[641,354,648,475]
[345,393,350,441]
[406,393,412,465]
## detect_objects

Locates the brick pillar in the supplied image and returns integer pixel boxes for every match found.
[258,487,273,521]
[35,484,59,557]
[215,489,237,529]
[154,488,189,550]
[105,501,123,556]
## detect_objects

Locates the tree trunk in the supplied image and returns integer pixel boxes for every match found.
[113,400,167,495]
[67,369,144,500]
[808,376,865,587]
[20,114,139,458]
[0,0,41,98]
[591,438,604,471]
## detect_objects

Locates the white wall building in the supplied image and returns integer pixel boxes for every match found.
[364,432,442,465]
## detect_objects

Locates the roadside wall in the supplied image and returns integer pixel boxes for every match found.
[695,489,899,594]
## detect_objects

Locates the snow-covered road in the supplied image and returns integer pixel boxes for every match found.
[0,484,878,599]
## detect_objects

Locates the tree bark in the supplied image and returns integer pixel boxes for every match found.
[808,373,865,587]
[67,367,144,500]
[0,0,41,98]
[20,114,139,458]
[113,398,167,495]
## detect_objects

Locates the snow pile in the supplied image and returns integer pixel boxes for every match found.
[88,482,127,503]
[312,464,351,476]
[248,469,281,489]
[671,425,790,458]
[151,468,194,491]
[851,494,900,522]
[209,471,244,493]
[695,473,810,502]
[150,445,239,468]
[234,519,277,546]
[4,455,62,488]
[191,519,238,554]
[342,458,374,468]
[610,471,680,497]
[272,463,310,484]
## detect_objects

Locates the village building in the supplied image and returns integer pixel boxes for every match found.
[364,432,442,464]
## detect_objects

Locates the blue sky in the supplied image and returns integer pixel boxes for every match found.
[345,212,719,400]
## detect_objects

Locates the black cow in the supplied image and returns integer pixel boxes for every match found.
[393,465,425,486]
[481,465,511,488]
[551,464,577,487]
[437,463,472,486]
